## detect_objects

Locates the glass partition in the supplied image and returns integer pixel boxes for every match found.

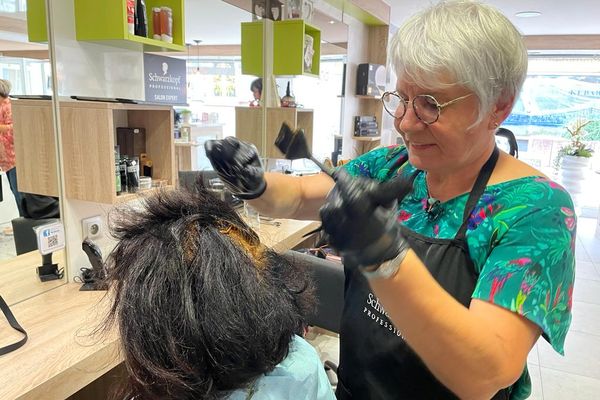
[0,0,67,305]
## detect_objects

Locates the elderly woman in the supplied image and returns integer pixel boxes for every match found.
[104,185,335,399]
[205,1,575,399]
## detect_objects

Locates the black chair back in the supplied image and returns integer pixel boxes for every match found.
[282,250,345,334]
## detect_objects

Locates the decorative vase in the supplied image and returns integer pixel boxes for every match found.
[559,155,591,204]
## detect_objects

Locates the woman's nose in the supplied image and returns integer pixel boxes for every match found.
[398,102,426,133]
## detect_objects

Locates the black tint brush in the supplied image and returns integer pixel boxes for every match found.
[275,122,335,178]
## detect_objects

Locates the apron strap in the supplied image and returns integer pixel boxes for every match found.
[455,146,500,240]
[0,295,28,356]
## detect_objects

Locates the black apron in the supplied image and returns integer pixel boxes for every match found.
[336,147,510,399]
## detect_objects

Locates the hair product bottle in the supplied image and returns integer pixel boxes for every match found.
[135,0,148,37]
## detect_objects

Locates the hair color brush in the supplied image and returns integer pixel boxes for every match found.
[274,122,335,178]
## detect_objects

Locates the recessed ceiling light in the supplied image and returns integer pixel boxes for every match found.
[329,20,335,24]
[516,11,542,18]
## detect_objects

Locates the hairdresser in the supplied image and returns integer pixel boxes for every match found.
[205,1,575,399]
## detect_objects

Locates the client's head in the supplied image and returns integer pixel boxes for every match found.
[105,184,315,399]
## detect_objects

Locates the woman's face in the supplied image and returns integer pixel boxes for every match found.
[252,88,261,100]
[394,76,495,174]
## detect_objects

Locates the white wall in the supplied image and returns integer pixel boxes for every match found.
[51,1,145,100]
[341,14,369,159]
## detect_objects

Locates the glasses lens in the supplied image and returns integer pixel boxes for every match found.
[383,92,404,118]
[414,95,440,123]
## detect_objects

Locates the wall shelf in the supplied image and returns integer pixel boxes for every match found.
[74,0,185,52]
[114,185,174,204]
[356,95,381,100]
[241,19,321,77]
[235,107,314,158]
[354,136,381,142]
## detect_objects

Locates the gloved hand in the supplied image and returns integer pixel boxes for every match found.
[204,137,267,200]
[319,169,410,269]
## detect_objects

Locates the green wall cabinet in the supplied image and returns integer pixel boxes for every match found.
[241,21,263,77]
[241,20,321,77]
[26,0,47,42]
[74,0,186,52]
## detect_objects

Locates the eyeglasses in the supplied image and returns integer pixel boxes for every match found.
[381,92,472,125]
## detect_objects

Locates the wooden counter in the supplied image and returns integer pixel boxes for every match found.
[0,218,319,400]
[0,250,66,306]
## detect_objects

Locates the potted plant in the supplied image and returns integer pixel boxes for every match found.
[179,109,192,125]
[555,118,594,201]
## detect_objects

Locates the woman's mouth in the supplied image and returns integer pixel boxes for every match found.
[410,143,435,150]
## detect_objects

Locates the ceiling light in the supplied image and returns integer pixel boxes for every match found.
[329,20,335,24]
[516,11,542,18]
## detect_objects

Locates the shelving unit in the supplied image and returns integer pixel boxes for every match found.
[12,99,59,196]
[60,101,176,204]
[273,20,321,76]
[73,0,186,52]
[241,20,321,77]
[352,25,390,155]
[235,107,314,159]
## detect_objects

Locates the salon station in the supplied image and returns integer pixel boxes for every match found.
[2,1,600,399]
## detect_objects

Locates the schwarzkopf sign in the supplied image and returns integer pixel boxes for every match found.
[144,54,186,104]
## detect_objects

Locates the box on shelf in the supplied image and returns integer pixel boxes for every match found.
[354,116,379,136]
[117,127,146,158]
[356,63,386,97]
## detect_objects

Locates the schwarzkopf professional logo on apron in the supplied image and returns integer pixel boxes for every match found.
[364,292,404,338]
[144,54,187,104]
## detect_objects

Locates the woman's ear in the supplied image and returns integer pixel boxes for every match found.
[488,95,515,130]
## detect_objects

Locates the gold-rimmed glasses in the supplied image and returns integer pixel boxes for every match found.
[382,92,472,124]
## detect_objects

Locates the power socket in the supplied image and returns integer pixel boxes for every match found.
[82,216,103,240]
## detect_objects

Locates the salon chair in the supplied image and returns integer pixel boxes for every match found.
[282,250,345,385]
[11,194,60,255]
[282,250,344,333]
[495,127,519,158]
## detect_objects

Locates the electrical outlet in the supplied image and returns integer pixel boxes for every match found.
[82,216,103,240]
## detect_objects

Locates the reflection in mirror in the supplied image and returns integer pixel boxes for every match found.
[219,0,348,172]
[172,0,257,172]
[0,1,66,306]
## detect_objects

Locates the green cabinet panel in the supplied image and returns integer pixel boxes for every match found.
[241,20,321,77]
[241,21,263,76]
[26,0,47,43]
[74,0,185,52]
[273,20,320,76]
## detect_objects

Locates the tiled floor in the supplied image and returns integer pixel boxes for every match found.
[309,217,600,399]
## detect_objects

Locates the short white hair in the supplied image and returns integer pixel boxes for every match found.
[389,0,528,125]
[0,79,11,98]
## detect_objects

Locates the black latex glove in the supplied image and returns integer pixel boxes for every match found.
[204,137,267,200]
[319,169,411,268]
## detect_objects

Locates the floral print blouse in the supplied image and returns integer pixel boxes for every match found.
[0,97,15,171]
[344,145,576,400]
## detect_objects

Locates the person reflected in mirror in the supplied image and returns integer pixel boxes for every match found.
[103,183,335,400]
[205,1,575,399]
[250,77,262,107]
[0,79,23,217]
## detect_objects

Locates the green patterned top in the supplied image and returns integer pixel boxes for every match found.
[344,145,576,400]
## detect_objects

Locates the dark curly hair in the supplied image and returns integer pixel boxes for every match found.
[104,183,315,399]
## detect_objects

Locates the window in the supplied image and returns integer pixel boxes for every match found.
[505,57,600,171]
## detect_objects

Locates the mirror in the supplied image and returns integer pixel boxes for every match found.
[217,0,348,172]
[175,0,258,172]
[0,0,67,306]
